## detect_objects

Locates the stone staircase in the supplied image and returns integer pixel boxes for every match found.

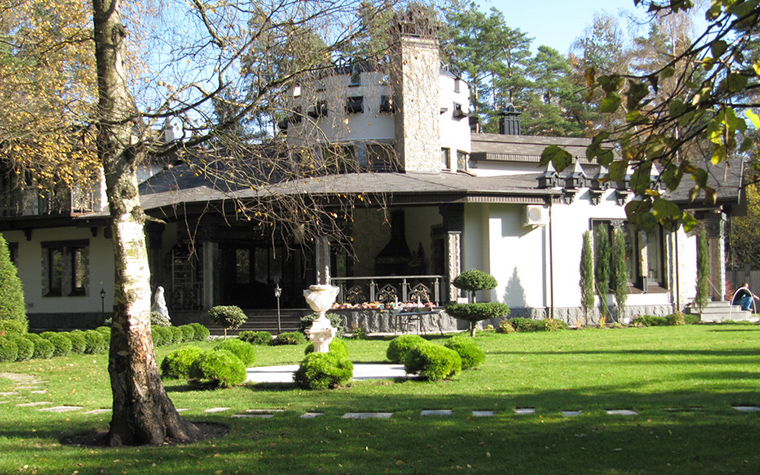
[695,301,758,323]
[206,310,305,337]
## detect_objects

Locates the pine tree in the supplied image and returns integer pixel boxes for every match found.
[611,228,628,322]
[579,231,595,325]
[0,234,27,329]
[696,227,710,311]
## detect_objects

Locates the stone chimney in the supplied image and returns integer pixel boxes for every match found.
[390,6,441,173]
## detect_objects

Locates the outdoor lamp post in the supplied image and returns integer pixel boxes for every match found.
[100,288,106,321]
[274,284,282,334]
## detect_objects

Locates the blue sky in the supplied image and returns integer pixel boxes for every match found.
[474,0,653,54]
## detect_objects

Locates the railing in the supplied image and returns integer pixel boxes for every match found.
[166,282,204,310]
[0,188,97,217]
[330,275,446,306]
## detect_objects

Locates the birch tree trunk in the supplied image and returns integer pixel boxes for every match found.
[93,0,201,446]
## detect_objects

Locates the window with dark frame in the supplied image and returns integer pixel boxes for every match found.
[42,240,89,297]
[591,220,665,288]
[71,247,87,295]
[48,247,64,296]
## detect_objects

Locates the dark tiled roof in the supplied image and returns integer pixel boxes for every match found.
[471,133,595,164]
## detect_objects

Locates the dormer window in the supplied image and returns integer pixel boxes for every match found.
[380,95,395,113]
[346,96,364,114]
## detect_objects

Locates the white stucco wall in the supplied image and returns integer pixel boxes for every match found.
[2,226,115,315]
[439,73,471,166]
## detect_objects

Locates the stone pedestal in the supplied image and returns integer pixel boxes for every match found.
[303,285,339,353]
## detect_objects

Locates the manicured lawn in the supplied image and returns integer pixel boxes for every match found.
[2,324,760,474]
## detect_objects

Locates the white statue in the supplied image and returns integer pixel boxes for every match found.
[151,286,170,321]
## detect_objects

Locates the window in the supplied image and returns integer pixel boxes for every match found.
[441,148,451,169]
[42,240,89,296]
[456,151,468,171]
[592,221,664,288]
[453,103,467,120]
[345,96,363,114]
[379,95,395,113]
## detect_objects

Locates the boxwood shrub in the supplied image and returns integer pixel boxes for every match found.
[304,338,348,359]
[270,331,306,346]
[190,323,210,341]
[9,336,34,361]
[150,311,171,328]
[239,330,272,345]
[95,326,111,339]
[179,325,195,342]
[443,336,485,369]
[294,352,353,390]
[386,334,428,364]
[169,326,184,344]
[0,336,18,362]
[214,339,256,366]
[65,331,87,354]
[161,346,204,380]
[32,338,55,359]
[298,313,345,338]
[0,319,26,337]
[83,330,108,354]
[41,332,72,357]
[404,344,461,381]
[189,349,247,388]
[152,326,172,346]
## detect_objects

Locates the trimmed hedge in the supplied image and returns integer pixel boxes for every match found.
[294,352,353,390]
[83,330,108,354]
[190,323,210,341]
[443,336,485,369]
[169,326,184,344]
[150,311,171,328]
[386,334,428,364]
[215,339,256,366]
[404,344,461,381]
[9,335,33,361]
[189,349,247,388]
[65,331,87,354]
[41,332,72,357]
[0,319,26,337]
[239,330,272,345]
[161,346,204,380]
[270,331,306,346]
[152,326,172,346]
[32,338,55,359]
[305,338,348,358]
[179,325,195,342]
[95,326,111,339]
[0,336,18,362]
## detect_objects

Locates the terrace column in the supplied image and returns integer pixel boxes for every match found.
[315,236,331,285]
[439,204,464,302]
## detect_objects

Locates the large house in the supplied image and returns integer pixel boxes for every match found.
[0,13,744,331]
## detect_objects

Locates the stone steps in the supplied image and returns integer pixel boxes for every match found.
[697,301,758,323]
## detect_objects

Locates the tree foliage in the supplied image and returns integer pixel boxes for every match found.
[611,227,629,320]
[580,231,595,323]
[696,226,710,310]
[0,234,26,328]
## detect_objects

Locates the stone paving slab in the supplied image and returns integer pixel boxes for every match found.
[472,411,494,417]
[17,402,51,407]
[607,410,639,416]
[246,409,285,414]
[231,414,274,419]
[342,412,393,419]
[562,411,582,417]
[301,413,325,419]
[515,408,536,415]
[0,392,18,396]
[205,407,230,413]
[39,406,83,413]
[30,390,47,395]
[246,364,416,384]
[421,410,452,416]
[83,409,111,415]
[733,406,760,412]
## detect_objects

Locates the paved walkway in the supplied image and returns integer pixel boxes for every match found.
[246,363,415,384]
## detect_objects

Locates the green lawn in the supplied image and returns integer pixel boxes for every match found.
[2,324,760,474]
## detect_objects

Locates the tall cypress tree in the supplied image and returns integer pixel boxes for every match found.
[611,228,628,322]
[594,226,611,321]
[580,231,595,325]
[0,234,27,329]
[696,227,710,311]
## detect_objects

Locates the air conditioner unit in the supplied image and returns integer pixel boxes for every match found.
[523,205,548,227]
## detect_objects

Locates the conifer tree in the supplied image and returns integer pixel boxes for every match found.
[696,227,710,311]
[611,228,628,322]
[579,231,595,325]
[594,226,611,320]
[0,234,27,329]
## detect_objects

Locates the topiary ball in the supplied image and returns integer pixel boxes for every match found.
[443,336,485,369]
[83,330,108,354]
[270,331,307,346]
[294,352,353,390]
[8,336,34,361]
[386,334,428,364]
[0,336,19,362]
[33,338,55,359]
[95,326,111,339]
[189,349,247,388]
[404,344,461,381]
[214,339,256,366]
[190,323,210,341]
[161,346,205,380]
[150,311,171,327]
[304,338,348,359]
[41,332,72,357]
[64,331,87,354]
[169,326,184,344]
[152,326,172,346]
[179,325,195,341]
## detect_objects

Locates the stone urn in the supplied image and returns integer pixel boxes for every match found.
[303,284,340,353]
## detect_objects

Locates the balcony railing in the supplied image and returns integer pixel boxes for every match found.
[330,275,446,306]
[166,282,204,310]
[0,188,97,217]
